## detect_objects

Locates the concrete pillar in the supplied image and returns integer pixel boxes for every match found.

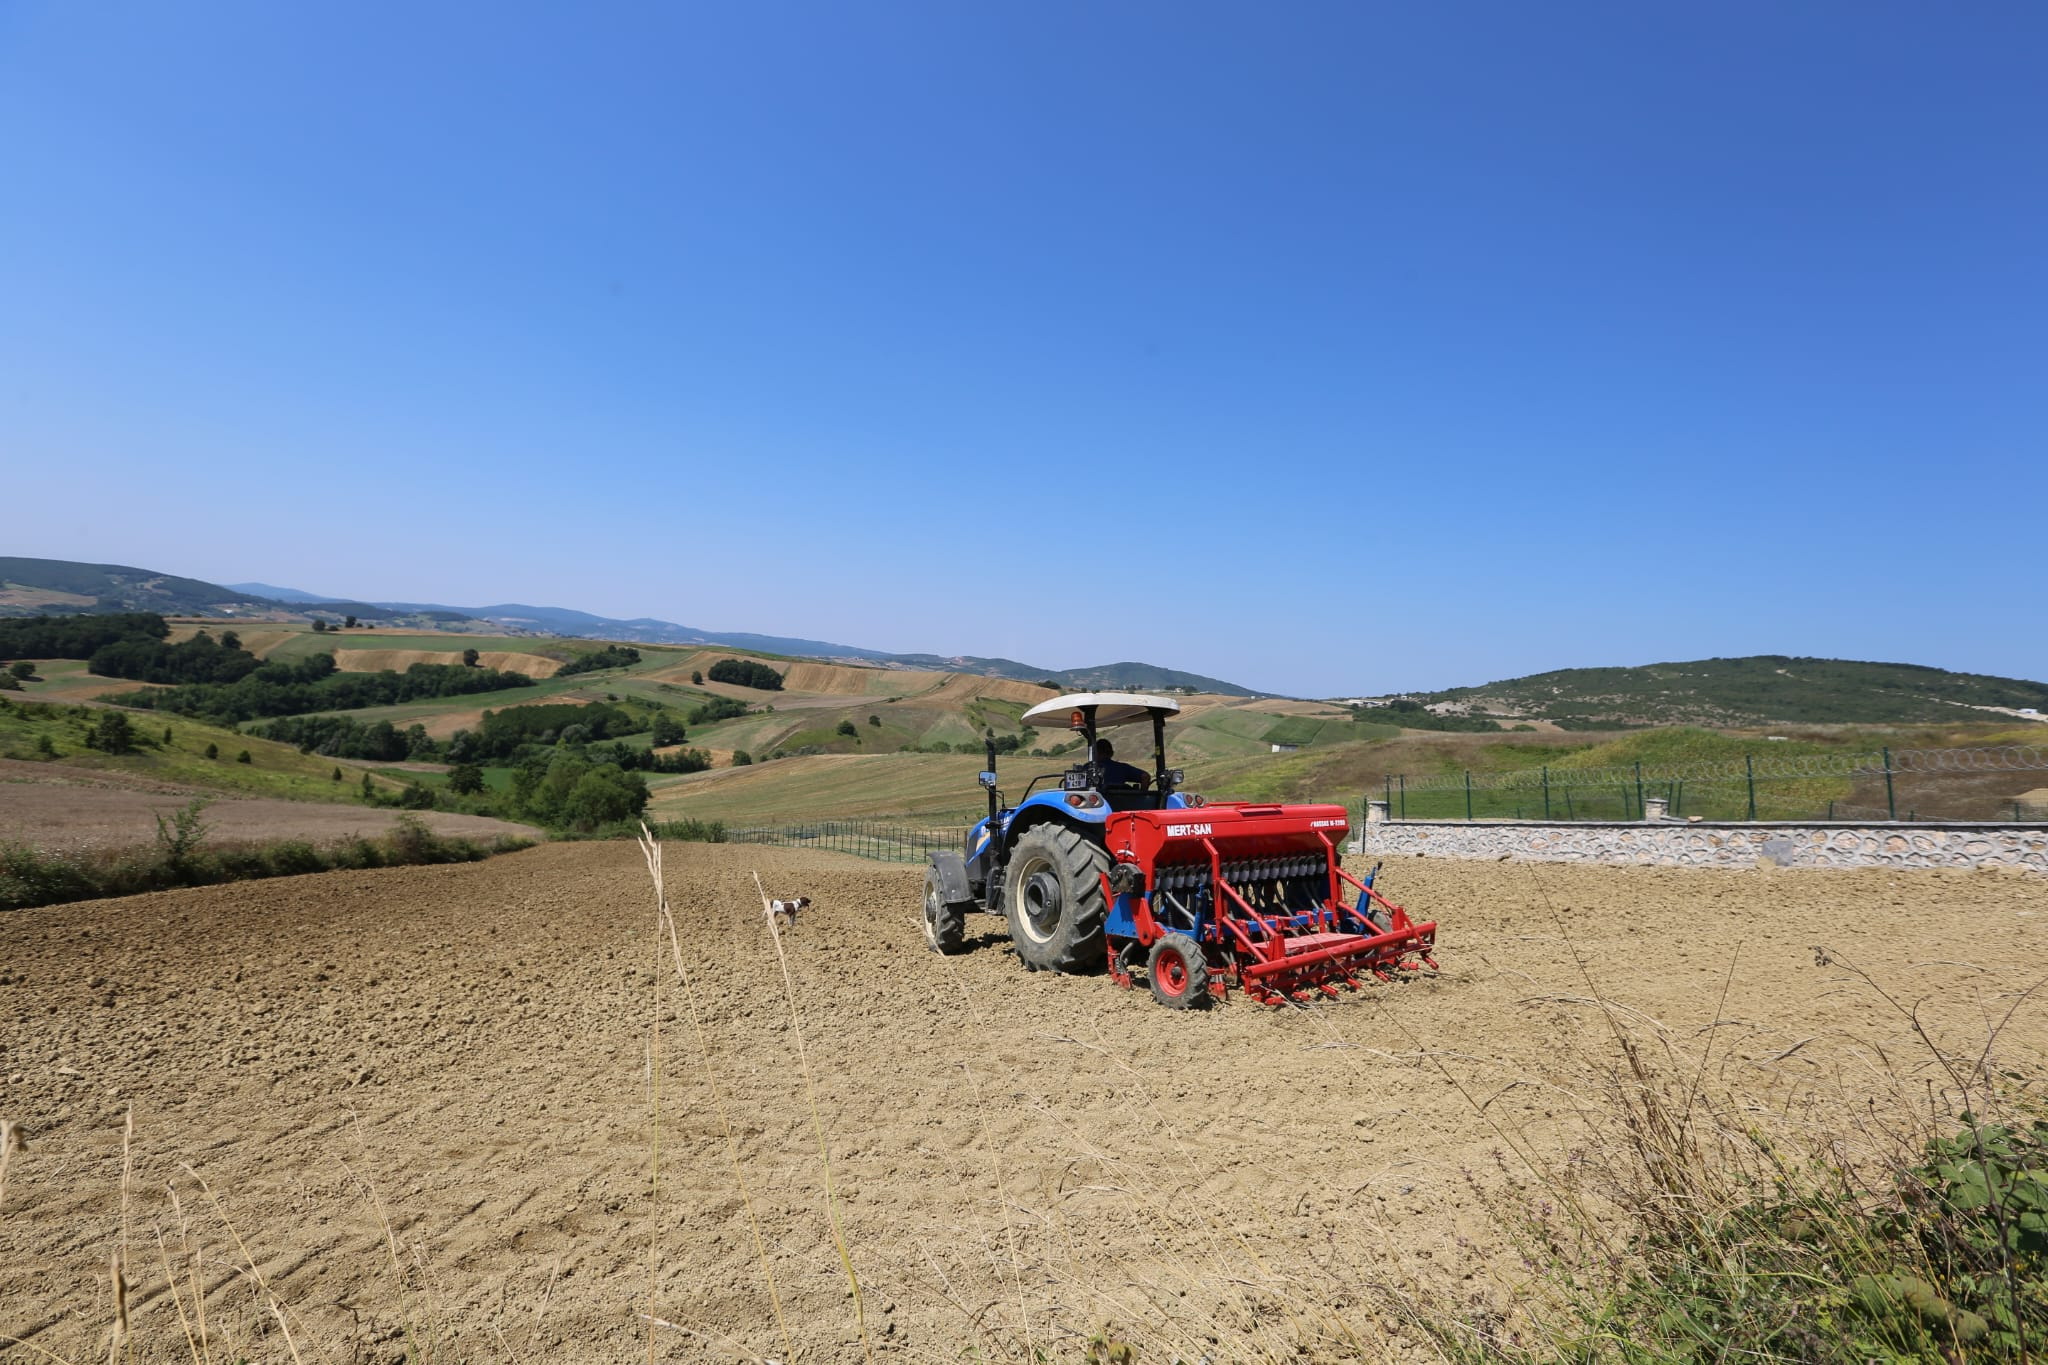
[1367,799,1390,824]
[1643,796,1669,822]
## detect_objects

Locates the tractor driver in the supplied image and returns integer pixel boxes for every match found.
[1092,738,1150,790]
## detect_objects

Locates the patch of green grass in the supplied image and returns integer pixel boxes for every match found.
[1428,959,2048,1365]
[0,697,406,801]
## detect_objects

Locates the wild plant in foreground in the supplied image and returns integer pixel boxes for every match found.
[1423,938,2048,1365]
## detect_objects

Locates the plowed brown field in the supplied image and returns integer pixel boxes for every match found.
[3,848,2043,1363]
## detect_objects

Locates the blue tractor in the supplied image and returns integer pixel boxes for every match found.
[922,692,1195,974]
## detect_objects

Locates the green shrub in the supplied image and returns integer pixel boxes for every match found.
[651,818,727,843]
[385,814,440,863]
[236,749,252,764]
[1429,1007,2048,1365]
[555,645,639,677]
[0,817,526,911]
[330,834,383,869]
[707,658,783,691]
[0,843,98,910]
[86,709,138,754]
[153,797,212,879]
[264,840,325,876]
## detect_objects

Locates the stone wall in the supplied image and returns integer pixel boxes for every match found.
[1356,817,2048,874]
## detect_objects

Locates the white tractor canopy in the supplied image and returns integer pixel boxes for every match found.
[1021,692,1181,731]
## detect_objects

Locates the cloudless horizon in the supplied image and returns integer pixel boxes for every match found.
[4,4,2043,696]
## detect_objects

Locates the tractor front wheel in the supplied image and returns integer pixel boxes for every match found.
[1146,933,1210,1009]
[1003,825,1109,974]
[922,865,968,955]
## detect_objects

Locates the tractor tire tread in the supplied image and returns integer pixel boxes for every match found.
[1147,932,1210,1009]
[923,866,969,955]
[1004,824,1110,974]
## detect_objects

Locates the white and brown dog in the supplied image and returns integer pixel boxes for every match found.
[766,896,811,929]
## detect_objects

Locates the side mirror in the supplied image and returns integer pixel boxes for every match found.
[978,771,998,790]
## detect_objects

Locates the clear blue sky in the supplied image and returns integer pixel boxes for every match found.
[3,3,2042,696]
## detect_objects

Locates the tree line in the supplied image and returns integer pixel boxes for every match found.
[555,645,640,676]
[125,656,536,724]
[0,611,173,661]
[707,658,783,690]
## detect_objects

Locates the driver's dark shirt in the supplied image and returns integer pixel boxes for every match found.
[1099,759,1149,788]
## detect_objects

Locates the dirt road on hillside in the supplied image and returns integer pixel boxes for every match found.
[2,847,2044,1362]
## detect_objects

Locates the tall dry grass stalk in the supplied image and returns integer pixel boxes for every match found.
[150,1183,209,1365]
[751,867,876,1365]
[341,1108,440,1364]
[634,824,793,1363]
[182,1164,310,1365]
[0,1117,24,1213]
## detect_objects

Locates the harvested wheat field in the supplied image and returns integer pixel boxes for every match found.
[777,662,943,697]
[328,649,565,679]
[163,625,298,659]
[2,846,2044,1363]
[912,674,1057,707]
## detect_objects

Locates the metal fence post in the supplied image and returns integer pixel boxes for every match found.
[1398,774,1406,820]
[1883,747,1896,821]
[1542,765,1550,820]
[1464,770,1473,822]
[1745,754,1757,821]
[1634,761,1644,817]
[1384,775,1392,813]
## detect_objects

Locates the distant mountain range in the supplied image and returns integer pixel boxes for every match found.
[0,557,1257,694]
[1371,655,2048,729]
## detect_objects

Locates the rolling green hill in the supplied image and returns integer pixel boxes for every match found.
[1379,656,2048,729]
[0,557,275,618]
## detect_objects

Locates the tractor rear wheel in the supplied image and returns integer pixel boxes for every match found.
[1003,825,1109,974]
[1146,933,1210,1009]
[922,864,968,955]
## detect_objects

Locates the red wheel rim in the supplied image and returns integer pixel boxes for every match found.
[1158,951,1188,997]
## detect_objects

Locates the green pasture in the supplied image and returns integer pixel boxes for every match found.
[0,698,405,802]
[375,764,518,794]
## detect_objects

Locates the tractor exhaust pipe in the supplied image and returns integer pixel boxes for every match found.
[984,733,999,825]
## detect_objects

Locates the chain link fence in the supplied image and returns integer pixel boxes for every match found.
[1379,744,2048,824]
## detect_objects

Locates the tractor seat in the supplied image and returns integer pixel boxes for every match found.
[1102,786,1165,813]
